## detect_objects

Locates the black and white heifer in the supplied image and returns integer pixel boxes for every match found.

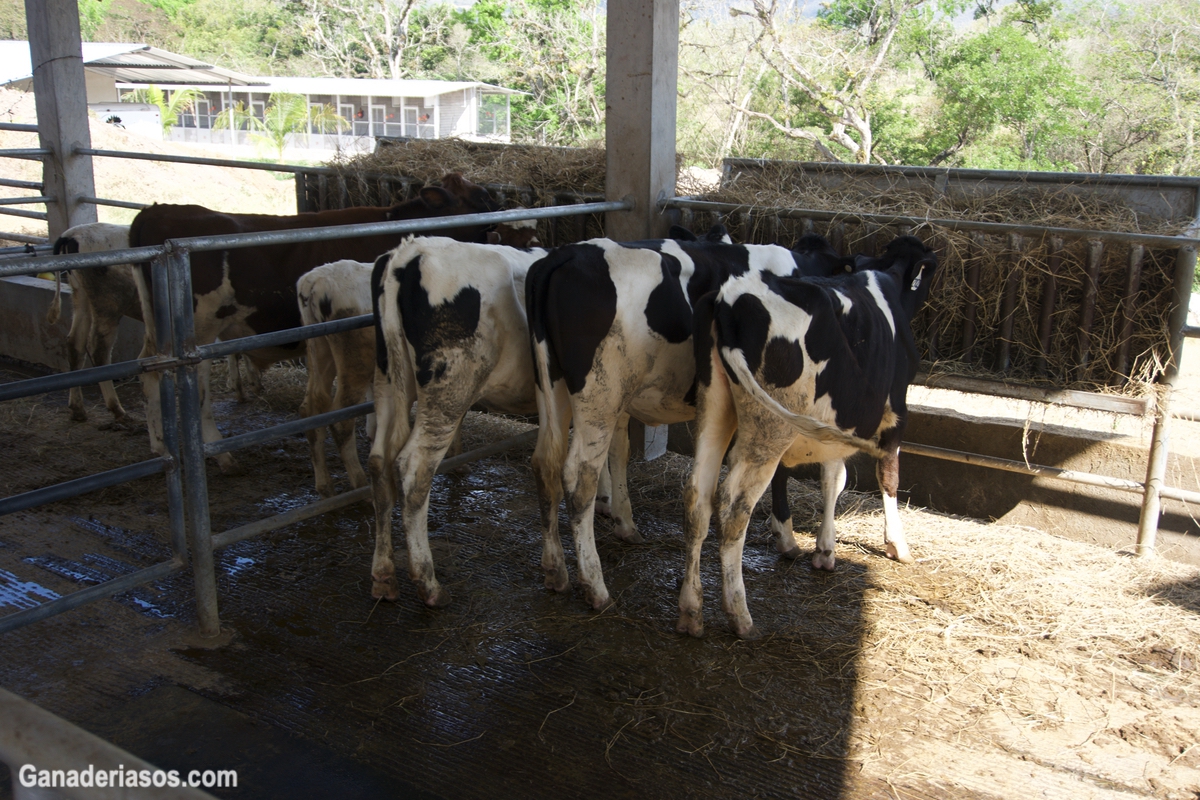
[677,235,937,639]
[526,233,854,610]
[367,236,550,606]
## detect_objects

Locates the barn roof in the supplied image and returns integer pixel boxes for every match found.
[0,41,266,87]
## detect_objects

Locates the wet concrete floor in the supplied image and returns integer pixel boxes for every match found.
[0,369,967,800]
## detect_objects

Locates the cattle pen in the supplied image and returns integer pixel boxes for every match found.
[5,4,1200,796]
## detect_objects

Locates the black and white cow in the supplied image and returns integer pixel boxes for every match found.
[677,235,938,639]
[367,236,552,606]
[525,233,855,610]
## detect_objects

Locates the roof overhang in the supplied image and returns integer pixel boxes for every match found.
[0,41,265,87]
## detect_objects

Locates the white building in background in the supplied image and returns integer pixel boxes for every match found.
[0,41,524,157]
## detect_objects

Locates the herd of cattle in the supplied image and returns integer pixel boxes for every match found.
[44,172,937,639]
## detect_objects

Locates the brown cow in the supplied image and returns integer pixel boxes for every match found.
[130,173,505,469]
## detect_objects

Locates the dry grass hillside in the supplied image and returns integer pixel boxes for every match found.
[0,88,294,243]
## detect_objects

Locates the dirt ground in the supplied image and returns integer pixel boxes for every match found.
[3,84,1200,800]
[1,360,1198,800]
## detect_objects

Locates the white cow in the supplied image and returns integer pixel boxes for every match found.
[46,223,138,423]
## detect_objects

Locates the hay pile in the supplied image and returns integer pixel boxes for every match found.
[701,161,1194,394]
[324,142,1190,394]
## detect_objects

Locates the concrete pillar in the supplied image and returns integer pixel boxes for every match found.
[25,0,97,240]
[604,0,679,241]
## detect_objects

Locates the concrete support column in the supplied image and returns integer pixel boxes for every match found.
[604,0,679,241]
[25,0,97,240]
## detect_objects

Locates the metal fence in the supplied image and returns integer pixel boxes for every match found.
[660,190,1200,556]
[0,199,629,637]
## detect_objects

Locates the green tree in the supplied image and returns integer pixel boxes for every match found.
[214,92,347,161]
[729,0,933,163]
[128,84,203,136]
[929,23,1091,167]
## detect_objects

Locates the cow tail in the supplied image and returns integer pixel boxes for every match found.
[47,236,78,324]
[720,348,887,459]
[525,249,575,470]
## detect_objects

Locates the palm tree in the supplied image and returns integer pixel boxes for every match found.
[128,84,203,137]
[214,93,348,161]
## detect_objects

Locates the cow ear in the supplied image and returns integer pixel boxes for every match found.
[668,225,697,241]
[419,186,454,210]
[706,224,731,243]
[486,230,501,244]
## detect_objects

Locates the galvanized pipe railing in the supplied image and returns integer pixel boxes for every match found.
[0,199,630,638]
[662,194,1200,558]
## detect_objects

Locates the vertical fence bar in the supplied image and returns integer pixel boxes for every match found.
[961,233,984,362]
[293,173,308,213]
[1116,244,1145,381]
[1076,239,1104,379]
[164,244,220,637]
[151,255,188,562]
[996,233,1022,372]
[763,213,779,245]
[679,206,694,239]
[830,222,846,255]
[1036,236,1063,376]
[1137,243,1198,556]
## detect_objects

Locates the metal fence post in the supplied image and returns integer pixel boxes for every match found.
[164,243,221,636]
[1137,243,1198,556]
[151,254,188,562]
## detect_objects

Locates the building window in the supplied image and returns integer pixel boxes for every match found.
[478,95,508,138]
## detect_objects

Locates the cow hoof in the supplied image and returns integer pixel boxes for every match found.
[613,524,643,545]
[70,408,88,422]
[583,586,610,611]
[217,456,242,475]
[732,623,762,641]
[544,567,570,594]
[675,611,704,638]
[776,541,802,560]
[886,544,915,564]
[315,483,335,500]
[418,585,451,608]
[812,550,836,571]
[371,576,400,601]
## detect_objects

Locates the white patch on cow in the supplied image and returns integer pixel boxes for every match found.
[864,271,896,336]
[833,290,853,315]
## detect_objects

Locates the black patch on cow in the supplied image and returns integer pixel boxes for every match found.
[526,244,617,394]
[398,257,482,387]
[371,253,392,375]
[763,336,805,388]
[52,236,79,256]
[644,253,692,344]
[318,294,333,321]
[767,273,895,439]
[689,291,719,400]
[715,292,773,385]
[215,304,238,319]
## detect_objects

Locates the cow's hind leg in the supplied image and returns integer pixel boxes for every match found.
[397,408,461,608]
[678,377,738,638]
[717,449,783,640]
[531,381,571,594]
[367,370,411,601]
[604,413,641,543]
[878,444,913,563]
[561,415,617,610]
[86,311,128,422]
[812,459,847,571]
[301,335,337,497]
[65,290,92,422]
[769,466,801,559]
